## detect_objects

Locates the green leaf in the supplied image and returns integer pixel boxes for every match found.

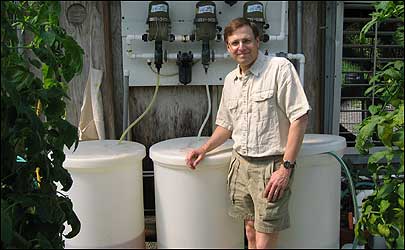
[398,183,404,199]
[43,78,58,89]
[392,130,404,150]
[16,71,34,91]
[59,198,81,239]
[399,154,404,174]
[393,61,403,70]
[383,67,401,80]
[386,151,395,163]
[33,47,57,68]
[40,30,56,46]
[53,166,72,192]
[377,183,395,199]
[377,224,391,238]
[377,124,393,147]
[392,106,404,126]
[370,214,378,224]
[380,199,390,213]
[369,105,382,115]
[59,120,79,148]
[41,63,50,79]
[354,223,368,244]
[375,1,389,11]
[396,235,404,249]
[61,66,75,83]
[365,204,373,214]
[399,198,404,208]
[368,151,386,164]
[355,118,378,154]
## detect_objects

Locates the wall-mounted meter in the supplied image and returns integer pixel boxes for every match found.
[122,1,288,86]
[146,1,171,41]
[193,1,220,73]
[145,1,172,73]
[243,1,269,42]
[194,1,218,42]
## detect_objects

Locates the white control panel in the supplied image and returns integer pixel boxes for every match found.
[121,1,288,86]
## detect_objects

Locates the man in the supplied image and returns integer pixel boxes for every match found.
[185,17,311,249]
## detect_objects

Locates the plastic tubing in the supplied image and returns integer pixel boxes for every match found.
[326,151,360,249]
[197,81,211,139]
[119,73,160,143]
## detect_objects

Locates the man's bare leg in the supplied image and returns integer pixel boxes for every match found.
[245,220,256,249]
[256,231,279,249]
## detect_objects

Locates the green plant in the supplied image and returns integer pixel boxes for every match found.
[354,1,404,249]
[1,1,84,248]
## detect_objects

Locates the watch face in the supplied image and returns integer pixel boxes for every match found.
[283,160,294,169]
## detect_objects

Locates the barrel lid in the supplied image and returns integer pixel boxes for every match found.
[150,136,234,167]
[63,140,146,169]
[299,134,346,157]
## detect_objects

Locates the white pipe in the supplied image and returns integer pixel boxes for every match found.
[126,34,192,44]
[174,34,192,42]
[126,34,143,44]
[269,1,287,41]
[123,70,130,140]
[286,53,305,87]
[127,52,232,60]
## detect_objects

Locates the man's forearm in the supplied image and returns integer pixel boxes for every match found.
[201,126,232,153]
[283,114,309,163]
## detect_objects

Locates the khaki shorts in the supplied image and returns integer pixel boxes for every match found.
[227,150,295,233]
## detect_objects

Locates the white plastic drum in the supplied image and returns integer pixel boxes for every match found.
[150,137,244,249]
[278,134,347,248]
[63,140,146,248]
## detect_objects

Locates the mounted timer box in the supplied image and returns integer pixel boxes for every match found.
[121,1,288,86]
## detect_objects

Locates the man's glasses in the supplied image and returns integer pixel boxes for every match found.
[228,39,253,49]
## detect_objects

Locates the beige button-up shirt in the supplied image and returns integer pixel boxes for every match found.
[216,51,311,157]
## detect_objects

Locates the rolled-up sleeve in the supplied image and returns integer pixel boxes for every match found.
[216,88,233,131]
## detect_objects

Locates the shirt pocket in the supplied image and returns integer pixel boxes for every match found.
[251,89,275,121]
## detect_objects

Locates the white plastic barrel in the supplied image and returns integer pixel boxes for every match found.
[278,134,347,248]
[63,140,146,249]
[150,137,244,249]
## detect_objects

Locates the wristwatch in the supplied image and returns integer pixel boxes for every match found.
[283,160,296,169]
